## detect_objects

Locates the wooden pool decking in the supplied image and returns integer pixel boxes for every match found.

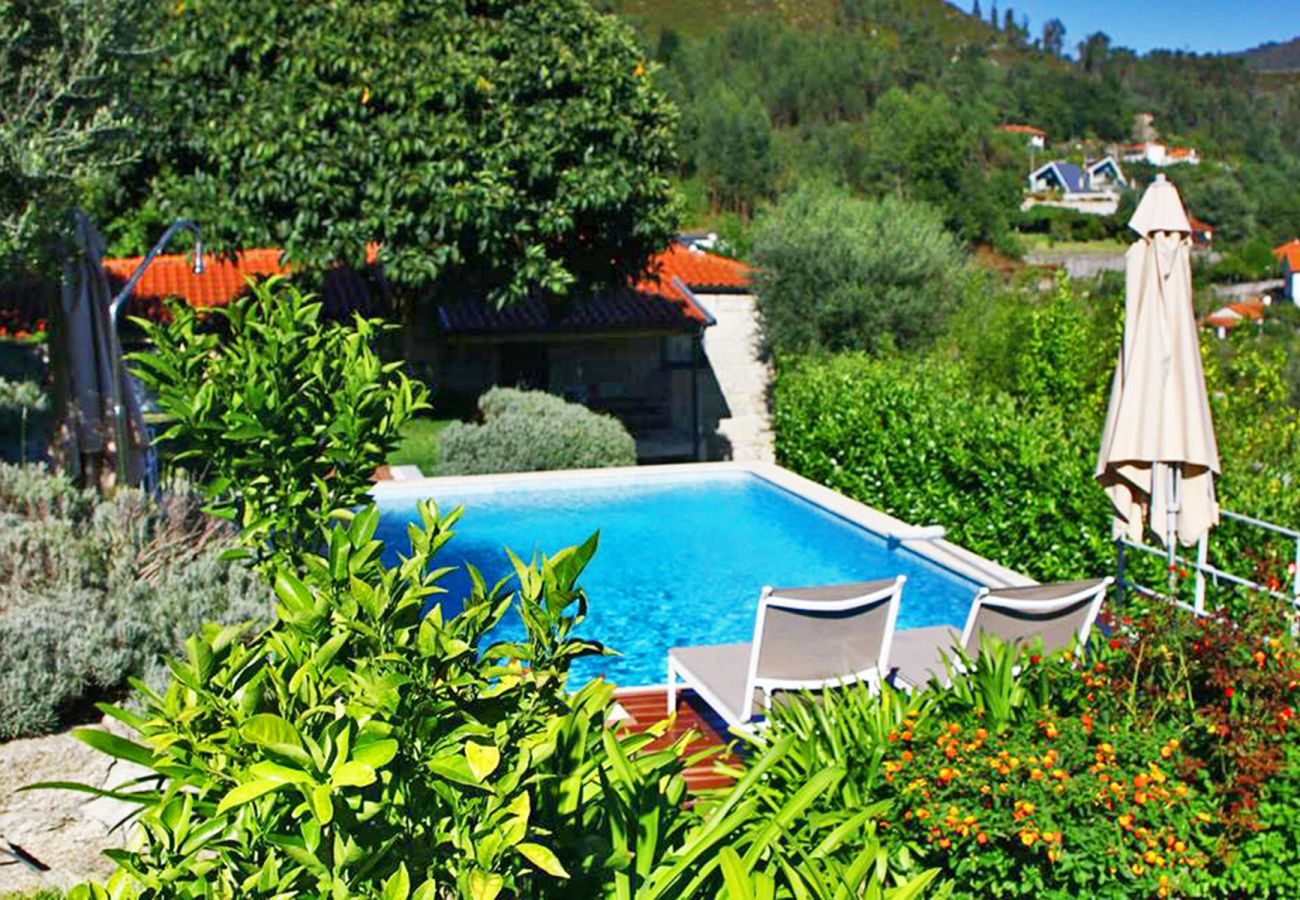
[614,688,739,792]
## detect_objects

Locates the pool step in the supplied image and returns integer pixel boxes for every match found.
[612,687,738,793]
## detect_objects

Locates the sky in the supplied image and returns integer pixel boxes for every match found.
[962,0,1295,55]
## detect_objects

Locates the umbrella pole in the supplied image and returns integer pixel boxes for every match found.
[1167,464,1180,602]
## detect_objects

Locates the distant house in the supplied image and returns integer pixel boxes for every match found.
[1085,156,1126,189]
[1275,239,1300,304]
[5,241,772,463]
[1024,156,1126,215]
[1204,298,1267,339]
[1188,215,1214,249]
[1119,142,1200,167]
[997,124,1047,149]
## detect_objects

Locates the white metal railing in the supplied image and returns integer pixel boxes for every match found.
[1116,509,1300,616]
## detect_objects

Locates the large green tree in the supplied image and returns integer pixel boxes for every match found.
[126,0,680,306]
[0,0,150,273]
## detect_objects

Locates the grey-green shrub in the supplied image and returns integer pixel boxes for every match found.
[0,464,268,740]
[439,387,636,475]
[752,185,972,355]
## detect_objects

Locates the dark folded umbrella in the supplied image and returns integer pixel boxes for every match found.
[49,209,147,487]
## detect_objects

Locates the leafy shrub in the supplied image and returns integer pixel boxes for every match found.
[55,505,933,899]
[744,636,1251,899]
[0,464,267,740]
[439,387,636,475]
[131,279,427,568]
[751,186,972,355]
[1094,597,1300,836]
[774,352,1113,580]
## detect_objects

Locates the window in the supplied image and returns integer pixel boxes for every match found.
[662,335,697,369]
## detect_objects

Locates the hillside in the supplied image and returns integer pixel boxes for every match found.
[609,0,995,44]
[1240,36,1300,73]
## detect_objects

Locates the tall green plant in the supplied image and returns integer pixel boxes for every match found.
[130,279,427,568]
[43,503,617,897]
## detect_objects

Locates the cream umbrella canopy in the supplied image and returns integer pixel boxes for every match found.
[1096,174,1220,556]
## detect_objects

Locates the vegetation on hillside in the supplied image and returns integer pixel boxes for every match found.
[618,0,1300,254]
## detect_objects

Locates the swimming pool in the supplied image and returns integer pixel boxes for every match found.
[373,465,1028,687]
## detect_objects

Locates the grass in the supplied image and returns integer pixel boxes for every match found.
[1019,234,1128,255]
[386,417,456,475]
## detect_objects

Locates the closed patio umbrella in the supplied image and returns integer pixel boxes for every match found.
[1096,174,1219,558]
[50,209,147,487]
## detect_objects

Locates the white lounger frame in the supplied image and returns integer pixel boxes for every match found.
[666,576,905,730]
[959,576,1113,652]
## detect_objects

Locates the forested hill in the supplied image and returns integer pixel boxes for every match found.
[606,0,1300,251]
[1241,37,1300,73]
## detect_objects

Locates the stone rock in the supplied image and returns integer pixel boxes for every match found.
[0,717,139,894]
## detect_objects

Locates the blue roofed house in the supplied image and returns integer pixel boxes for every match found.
[1025,156,1127,216]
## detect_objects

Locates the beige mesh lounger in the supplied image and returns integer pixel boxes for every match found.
[889,576,1113,691]
[666,576,905,731]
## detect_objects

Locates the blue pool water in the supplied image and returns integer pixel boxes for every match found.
[374,471,980,687]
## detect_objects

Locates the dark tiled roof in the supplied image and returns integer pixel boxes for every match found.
[438,283,710,335]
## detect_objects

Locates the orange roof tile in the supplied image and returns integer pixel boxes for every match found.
[1274,239,1300,270]
[91,243,750,329]
[102,248,286,310]
[641,243,753,293]
[997,124,1047,137]
[1228,299,1265,321]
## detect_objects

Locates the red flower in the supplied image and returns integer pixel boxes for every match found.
[1030,654,1042,665]
[1109,639,1122,650]
[1224,687,1236,699]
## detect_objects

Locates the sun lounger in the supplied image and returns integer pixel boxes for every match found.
[890,577,1113,690]
[666,576,905,731]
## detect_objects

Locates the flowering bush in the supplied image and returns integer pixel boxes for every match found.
[879,709,1215,898]
[1093,597,1300,835]
[750,618,1300,899]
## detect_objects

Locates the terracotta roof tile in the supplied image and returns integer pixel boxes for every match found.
[642,244,753,292]
[998,124,1047,137]
[1274,239,1300,270]
[2,244,749,334]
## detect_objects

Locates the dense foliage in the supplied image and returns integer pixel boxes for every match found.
[55,502,936,898]
[752,187,972,355]
[775,270,1300,595]
[0,0,151,273]
[131,280,427,569]
[735,593,1300,898]
[99,0,680,307]
[439,387,636,475]
[0,463,266,740]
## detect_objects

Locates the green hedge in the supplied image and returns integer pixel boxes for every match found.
[438,387,637,475]
[773,353,1113,581]
[0,465,268,740]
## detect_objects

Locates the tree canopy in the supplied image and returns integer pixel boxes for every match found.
[752,186,970,356]
[0,0,150,273]
[120,0,681,306]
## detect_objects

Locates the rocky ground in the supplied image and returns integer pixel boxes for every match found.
[0,718,143,895]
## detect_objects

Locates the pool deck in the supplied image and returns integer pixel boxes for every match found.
[614,687,738,792]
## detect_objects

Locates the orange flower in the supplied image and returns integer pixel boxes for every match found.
[976,831,989,845]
